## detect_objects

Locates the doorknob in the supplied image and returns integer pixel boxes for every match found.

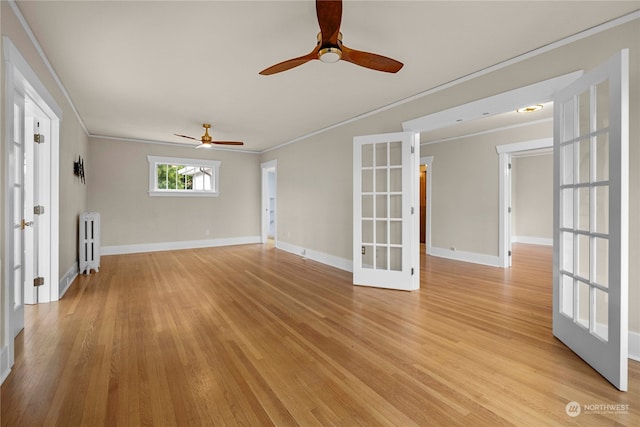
[21,219,34,230]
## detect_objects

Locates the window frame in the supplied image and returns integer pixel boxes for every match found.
[147,155,220,197]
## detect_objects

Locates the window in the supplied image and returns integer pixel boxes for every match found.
[147,156,220,197]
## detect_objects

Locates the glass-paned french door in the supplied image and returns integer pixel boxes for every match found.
[553,50,628,391]
[353,132,419,291]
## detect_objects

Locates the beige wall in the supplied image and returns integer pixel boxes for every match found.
[1,3,88,354]
[88,138,260,247]
[513,154,553,240]
[261,20,639,333]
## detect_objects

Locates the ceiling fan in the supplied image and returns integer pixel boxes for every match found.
[259,0,403,75]
[174,123,244,148]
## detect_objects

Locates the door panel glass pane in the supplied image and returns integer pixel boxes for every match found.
[362,169,373,192]
[577,187,590,231]
[578,89,591,137]
[595,134,609,182]
[362,144,374,167]
[13,228,21,264]
[561,99,575,143]
[375,195,387,218]
[376,221,388,244]
[594,237,609,288]
[594,288,609,341]
[389,195,402,218]
[390,221,402,245]
[362,245,373,269]
[577,234,590,280]
[389,168,402,192]
[389,141,402,166]
[376,246,388,270]
[596,80,610,131]
[561,143,574,185]
[561,188,574,228]
[577,281,590,329]
[561,231,574,273]
[578,138,590,184]
[594,186,609,234]
[375,169,387,192]
[362,195,373,218]
[390,247,402,271]
[362,220,373,244]
[561,274,574,318]
[375,143,388,167]
[13,187,21,222]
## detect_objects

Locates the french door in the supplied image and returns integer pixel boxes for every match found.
[553,50,628,390]
[353,131,419,290]
[9,90,26,338]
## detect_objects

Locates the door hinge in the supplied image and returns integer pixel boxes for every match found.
[508,250,512,257]
[34,134,45,144]
[34,205,45,215]
[411,268,415,275]
[34,277,45,287]
[361,246,365,255]
[411,206,415,214]
[411,145,414,154]
[508,163,512,170]
[508,206,512,213]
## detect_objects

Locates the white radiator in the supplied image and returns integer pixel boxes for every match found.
[79,212,100,275]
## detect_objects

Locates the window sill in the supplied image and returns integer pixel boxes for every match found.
[148,190,220,198]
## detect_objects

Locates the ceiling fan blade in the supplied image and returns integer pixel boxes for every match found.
[259,47,320,75]
[174,133,201,141]
[212,140,244,146]
[340,45,403,73]
[316,0,342,45]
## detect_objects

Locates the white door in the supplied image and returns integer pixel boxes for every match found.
[553,50,628,391]
[353,131,420,290]
[261,160,277,243]
[9,90,26,338]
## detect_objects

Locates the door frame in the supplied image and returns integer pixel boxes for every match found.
[419,156,433,254]
[260,159,277,244]
[496,138,553,267]
[3,37,62,372]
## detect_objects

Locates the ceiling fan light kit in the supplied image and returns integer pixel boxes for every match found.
[259,0,403,75]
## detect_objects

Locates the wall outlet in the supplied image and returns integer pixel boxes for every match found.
[301,249,306,256]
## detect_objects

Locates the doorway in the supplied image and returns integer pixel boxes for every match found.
[261,160,277,244]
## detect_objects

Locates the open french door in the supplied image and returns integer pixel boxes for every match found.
[553,50,628,390]
[353,131,420,291]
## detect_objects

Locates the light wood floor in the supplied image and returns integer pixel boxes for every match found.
[2,243,638,426]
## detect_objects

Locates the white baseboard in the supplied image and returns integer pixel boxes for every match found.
[512,235,553,246]
[277,241,353,272]
[630,330,640,362]
[429,246,501,268]
[59,262,78,298]
[101,236,261,256]
[0,345,10,385]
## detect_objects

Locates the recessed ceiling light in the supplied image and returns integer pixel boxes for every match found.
[516,104,543,113]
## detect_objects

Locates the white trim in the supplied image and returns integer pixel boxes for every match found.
[404,73,581,134]
[429,247,501,268]
[147,155,220,197]
[91,134,260,154]
[276,241,352,273]
[496,137,553,154]
[0,345,10,384]
[101,236,261,256]
[59,262,79,298]
[512,236,553,246]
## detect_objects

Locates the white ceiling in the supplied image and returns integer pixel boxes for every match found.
[14,1,639,152]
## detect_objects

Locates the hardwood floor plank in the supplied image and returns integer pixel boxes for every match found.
[2,243,639,426]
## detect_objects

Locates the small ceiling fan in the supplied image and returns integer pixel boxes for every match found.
[174,123,244,148]
[259,0,403,75]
